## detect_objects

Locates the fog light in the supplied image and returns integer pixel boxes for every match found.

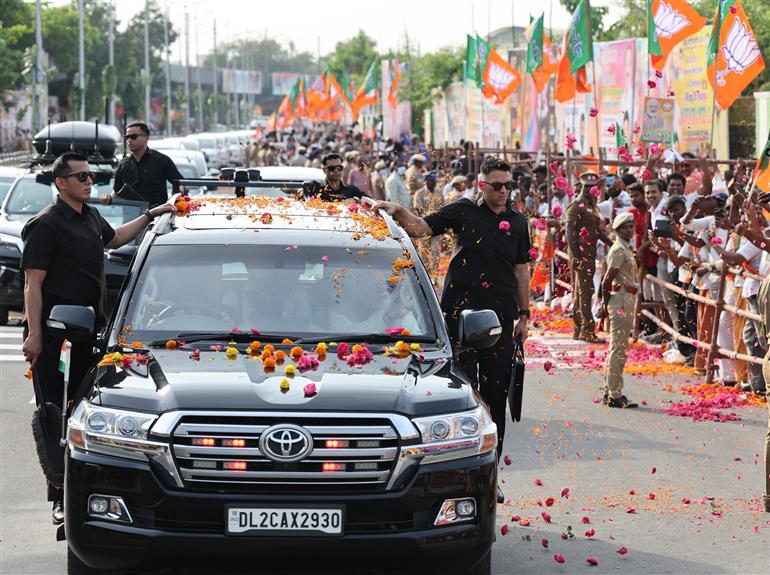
[87,495,132,523]
[89,496,108,514]
[434,497,476,526]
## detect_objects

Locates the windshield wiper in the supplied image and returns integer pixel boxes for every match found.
[148,332,289,346]
[294,333,437,345]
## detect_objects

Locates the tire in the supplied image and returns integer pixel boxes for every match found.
[0,307,8,326]
[466,551,491,575]
[67,547,99,575]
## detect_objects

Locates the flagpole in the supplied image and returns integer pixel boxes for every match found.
[587,0,602,176]
[709,5,721,158]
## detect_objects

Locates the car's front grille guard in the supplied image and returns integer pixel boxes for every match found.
[149,411,423,491]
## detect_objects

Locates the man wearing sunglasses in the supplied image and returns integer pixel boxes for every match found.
[108,121,183,207]
[303,153,362,202]
[20,151,175,525]
[375,156,532,500]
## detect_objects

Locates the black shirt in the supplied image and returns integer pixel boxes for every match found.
[21,198,116,317]
[423,198,531,320]
[113,148,183,207]
[302,180,361,202]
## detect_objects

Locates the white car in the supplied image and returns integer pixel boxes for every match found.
[190,134,227,169]
[164,149,208,178]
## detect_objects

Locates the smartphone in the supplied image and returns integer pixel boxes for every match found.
[652,219,673,238]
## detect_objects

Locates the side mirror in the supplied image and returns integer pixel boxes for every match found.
[107,244,137,266]
[458,309,502,349]
[46,305,95,343]
[107,244,137,264]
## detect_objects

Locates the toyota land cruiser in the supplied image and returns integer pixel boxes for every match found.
[53,189,502,574]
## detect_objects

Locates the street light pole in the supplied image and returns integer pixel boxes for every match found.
[143,0,151,123]
[78,0,85,120]
[163,6,172,136]
[108,0,115,126]
[185,8,191,134]
[33,0,45,130]
[195,9,203,131]
[213,18,218,127]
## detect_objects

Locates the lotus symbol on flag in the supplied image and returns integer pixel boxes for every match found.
[488,63,515,91]
[717,19,762,85]
[654,1,690,39]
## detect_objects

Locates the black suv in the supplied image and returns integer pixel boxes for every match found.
[54,192,502,574]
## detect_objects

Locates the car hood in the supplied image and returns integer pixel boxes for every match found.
[0,214,28,237]
[89,348,474,417]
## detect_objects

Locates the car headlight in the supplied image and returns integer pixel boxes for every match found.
[67,401,165,461]
[0,232,23,254]
[409,405,497,463]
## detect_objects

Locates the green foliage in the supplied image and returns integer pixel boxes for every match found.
[208,38,317,75]
[328,31,379,83]
[558,0,610,39]
[0,0,34,96]
[399,46,465,137]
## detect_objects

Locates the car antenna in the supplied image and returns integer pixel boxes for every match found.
[92,119,103,161]
[69,120,75,151]
[40,118,55,162]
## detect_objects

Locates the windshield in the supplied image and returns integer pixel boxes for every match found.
[197,139,215,148]
[123,244,436,341]
[0,176,18,204]
[5,177,115,216]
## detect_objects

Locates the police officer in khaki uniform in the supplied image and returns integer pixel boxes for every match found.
[598,212,639,408]
[405,154,426,198]
[565,171,611,342]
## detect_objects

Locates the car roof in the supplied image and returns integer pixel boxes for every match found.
[157,196,401,249]
[0,166,24,177]
[258,166,324,182]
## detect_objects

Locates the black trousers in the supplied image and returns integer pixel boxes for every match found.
[452,317,515,457]
[26,327,93,501]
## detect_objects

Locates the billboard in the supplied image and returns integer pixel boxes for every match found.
[222,70,262,95]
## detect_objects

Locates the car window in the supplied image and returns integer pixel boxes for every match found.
[92,202,145,229]
[197,139,215,148]
[5,177,115,215]
[123,244,436,339]
[0,176,18,204]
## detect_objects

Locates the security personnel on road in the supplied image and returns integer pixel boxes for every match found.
[598,212,639,408]
[565,171,612,342]
[758,271,770,512]
[405,154,426,198]
[21,151,175,524]
[375,156,532,502]
[109,121,183,207]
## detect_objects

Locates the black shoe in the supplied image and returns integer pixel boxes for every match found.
[607,395,638,409]
[497,486,505,504]
[763,495,770,513]
[52,500,64,525]
[740,382,754,392]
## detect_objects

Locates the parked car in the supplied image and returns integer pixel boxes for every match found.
[0,166,24,205]
[190,134,227,169]
[0,122,148,325]
[59,191,500,575]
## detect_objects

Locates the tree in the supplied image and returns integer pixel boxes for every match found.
[0,0,34,98]
[329,31,379,83]
[399,46,465,137]
[558,0,610,39]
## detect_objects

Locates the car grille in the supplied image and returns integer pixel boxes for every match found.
[170,415,400,493]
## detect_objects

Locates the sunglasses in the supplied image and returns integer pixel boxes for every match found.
[63,171,95,183]
[325,165,344,172]
[480,180,514,191]
[124,133,145,141]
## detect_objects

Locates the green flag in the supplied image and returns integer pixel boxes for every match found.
[465,34,478,83]
[360,59,379,94]
[288,78,300,110]
[342,68,355,102]
[527,13,545,75]
[567,0,593,74]
[647,0,662,56]
[615,122,627,149]
[707,0,734,68]
[475,34,490,88]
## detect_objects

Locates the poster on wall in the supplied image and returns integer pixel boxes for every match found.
[271,72,301,95]
[596,39,637,156]
[640,97,674,143]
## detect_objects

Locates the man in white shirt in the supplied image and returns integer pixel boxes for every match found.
[385,165,410,210]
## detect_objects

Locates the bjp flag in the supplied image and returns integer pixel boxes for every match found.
[480,48,522,104]
[706,0,765,110]
[555,0,593,103]
[754,132,770,195]
[648,0,706,71]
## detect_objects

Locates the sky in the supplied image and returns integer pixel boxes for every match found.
[103,0,618,66]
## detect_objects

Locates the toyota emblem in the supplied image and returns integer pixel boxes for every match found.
[259,424,313,463]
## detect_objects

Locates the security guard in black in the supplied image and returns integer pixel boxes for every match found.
[112,121,182,206]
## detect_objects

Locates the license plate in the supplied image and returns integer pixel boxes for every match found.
[226,506,344,536]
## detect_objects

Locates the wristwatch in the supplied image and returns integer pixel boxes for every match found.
[141,209,155,223]
[518,309,531,319]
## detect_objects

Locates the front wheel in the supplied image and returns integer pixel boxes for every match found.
[67,547,98,575]
[466,551,491,575]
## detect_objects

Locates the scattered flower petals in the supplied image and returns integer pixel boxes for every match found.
[586,556,599,566]
[554,553,565,564]
[541,538,549,549]
[303,383,317,397]
[617,546,629,555]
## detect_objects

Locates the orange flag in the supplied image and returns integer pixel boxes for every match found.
[706,0,765,110]
[480,48,522,104]
[533,36,559,93]
[649,0,706,71]
[555,37,591,103]
[753,132,770,195]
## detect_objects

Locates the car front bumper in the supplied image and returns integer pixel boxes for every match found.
[65,447,497,571]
